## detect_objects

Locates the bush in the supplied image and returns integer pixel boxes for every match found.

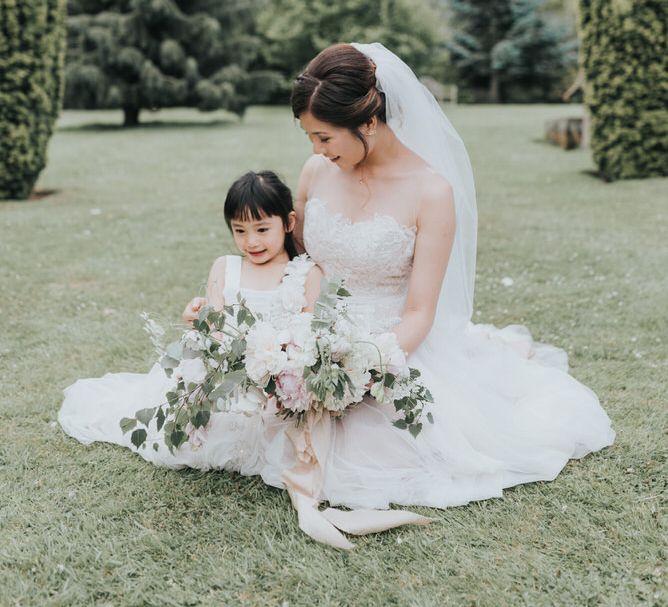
[579,0,668,180]
[0,0,67,200]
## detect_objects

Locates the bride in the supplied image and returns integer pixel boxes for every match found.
[289,42,614,506]
[59,42,615,549]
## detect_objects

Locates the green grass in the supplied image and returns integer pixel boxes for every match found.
[1,106,666,606]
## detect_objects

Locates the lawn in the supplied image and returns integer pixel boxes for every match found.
[0,105,665,606]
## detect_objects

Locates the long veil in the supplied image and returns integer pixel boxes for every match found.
[351,42,477,338]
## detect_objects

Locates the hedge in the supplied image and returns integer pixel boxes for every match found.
[579,0,667,181]
[0,0,66,200]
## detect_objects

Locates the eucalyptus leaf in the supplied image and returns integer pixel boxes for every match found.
[120,417,137,434]
[156,407,166,431]
[210,370,246,400]
[135,407,156,426]
[170,429,187,449]
[193,410,210,428]
[198,305,214,323]
[130,428,147,449]
[165,341,183,361]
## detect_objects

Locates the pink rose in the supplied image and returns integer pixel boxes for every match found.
[275,371,312,413]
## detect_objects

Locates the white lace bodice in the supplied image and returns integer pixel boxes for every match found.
[303,198,416,331]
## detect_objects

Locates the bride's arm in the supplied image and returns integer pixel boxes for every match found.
[392,180,456,354]
[303,265,324,312]
[294,155,322,253]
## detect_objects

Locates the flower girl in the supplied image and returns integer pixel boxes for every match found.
[59,170,323,470]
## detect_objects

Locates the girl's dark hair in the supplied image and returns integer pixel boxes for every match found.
[224,170,298,259]
[290,43,386,161]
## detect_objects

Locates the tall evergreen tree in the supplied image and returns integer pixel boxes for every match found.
[447,0,576,102]
[256,0,446,81]
[0,0,67,200]
[65,0,282,125]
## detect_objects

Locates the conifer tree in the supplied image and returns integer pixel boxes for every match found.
[257,0,445,81]
[448,0,575,102]
[65,0,281,125]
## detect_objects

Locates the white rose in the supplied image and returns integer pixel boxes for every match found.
[174,357,208,385]
[284,313,317,368]
[245,321,288,383]
[280,276,307,313]
[372,332,409,377]
[183,330,208,351]
[329,334,352,362]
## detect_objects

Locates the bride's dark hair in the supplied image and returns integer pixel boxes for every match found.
[224,170,298,259]
[290,43,386,160]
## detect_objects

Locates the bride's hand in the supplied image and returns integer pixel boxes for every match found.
[182,297,208,324]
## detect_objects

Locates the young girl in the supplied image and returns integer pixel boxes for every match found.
[182,170,322,326]
[59,170,323,472]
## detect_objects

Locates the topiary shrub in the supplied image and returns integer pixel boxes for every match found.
[0,0,67,200]
[579,0,668,181]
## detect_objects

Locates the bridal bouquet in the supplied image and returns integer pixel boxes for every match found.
[122,278,433,453]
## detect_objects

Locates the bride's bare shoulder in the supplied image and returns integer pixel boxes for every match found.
[296,154,330,206]
[415,168,455,223]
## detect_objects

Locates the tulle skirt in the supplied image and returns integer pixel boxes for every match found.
[59,323,615,510]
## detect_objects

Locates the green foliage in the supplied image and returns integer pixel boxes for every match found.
[0,0,66,200]
[256,0,448,85]
[448,0,577,102]
[64,0,281,125]
[579,0,668,181]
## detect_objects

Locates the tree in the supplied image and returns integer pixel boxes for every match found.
[256,0,448,83]
[64,0,283,126]
[579,0,667,180]
[447,0,577,102]
[0,0,67,200]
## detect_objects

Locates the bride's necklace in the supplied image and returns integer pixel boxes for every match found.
[357,165,372,210]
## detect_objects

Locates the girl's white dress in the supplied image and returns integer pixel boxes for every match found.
[60,208,615,511]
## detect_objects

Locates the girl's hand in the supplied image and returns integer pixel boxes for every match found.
[182,297,208,324]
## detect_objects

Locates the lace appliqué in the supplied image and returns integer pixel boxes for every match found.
[303,198,416,332]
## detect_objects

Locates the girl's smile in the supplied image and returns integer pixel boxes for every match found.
[230,211,296,265]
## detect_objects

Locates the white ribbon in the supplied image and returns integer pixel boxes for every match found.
[281,410,432,549]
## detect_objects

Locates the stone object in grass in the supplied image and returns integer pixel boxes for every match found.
[544,118,583,150]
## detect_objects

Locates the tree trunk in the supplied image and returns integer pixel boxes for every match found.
[123,106,140,127]
[489,72,500,103]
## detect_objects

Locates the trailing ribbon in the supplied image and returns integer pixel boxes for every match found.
[281,410,433,549]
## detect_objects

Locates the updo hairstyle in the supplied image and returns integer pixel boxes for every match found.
[290,43,386,160]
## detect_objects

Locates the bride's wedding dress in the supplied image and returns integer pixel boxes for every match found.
[301,196,615,509]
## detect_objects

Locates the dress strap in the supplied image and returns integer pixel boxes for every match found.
[222,255,242,304]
